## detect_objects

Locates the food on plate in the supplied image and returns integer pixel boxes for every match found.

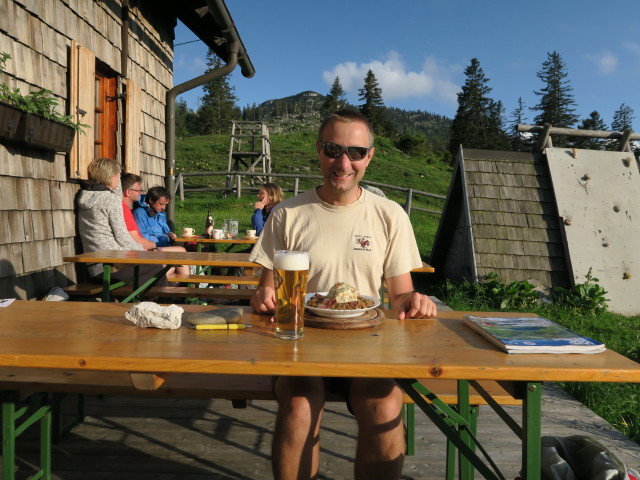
[306,282,375,310]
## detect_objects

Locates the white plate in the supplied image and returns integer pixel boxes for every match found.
[305,292,381,318]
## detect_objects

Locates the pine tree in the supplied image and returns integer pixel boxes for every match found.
[609,103,636,151]
[322,76,347,115]
[197,50,240,135]
[174,98,198,138]
[508,97,531,152]
[447,58,508,157]
[532,51,579,145]
[358,69,387,134]
[573,111,608,150]
[611,103,635,132]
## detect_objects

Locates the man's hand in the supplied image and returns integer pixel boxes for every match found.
[250,286,276,313]
[398,291,437,319]
[168,232,177,241]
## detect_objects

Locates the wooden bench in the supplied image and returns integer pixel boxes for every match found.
[63,284,254,302]
[166,273,260,286]
[0,367,522,458]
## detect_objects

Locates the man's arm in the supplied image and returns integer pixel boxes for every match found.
[129,229,156,250]
[250,267,276,313]
[386,272,437,319]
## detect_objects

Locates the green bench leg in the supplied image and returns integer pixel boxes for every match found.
[2,392,52,480]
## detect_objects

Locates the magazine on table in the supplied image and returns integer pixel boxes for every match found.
[463,315,606,354]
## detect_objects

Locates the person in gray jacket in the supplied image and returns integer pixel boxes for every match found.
[76,158,165,285]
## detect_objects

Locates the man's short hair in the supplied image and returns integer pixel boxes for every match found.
[146,185,171,203]
[318,108,374,146]
[121,172,143,192]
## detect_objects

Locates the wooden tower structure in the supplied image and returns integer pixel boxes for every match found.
[226,121,271,190]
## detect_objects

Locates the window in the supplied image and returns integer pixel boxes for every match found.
[94,66,118,160]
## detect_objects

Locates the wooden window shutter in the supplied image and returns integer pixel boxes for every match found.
[125,79,142,174]
[69,41,95,179]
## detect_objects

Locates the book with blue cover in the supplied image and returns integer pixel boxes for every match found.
[463,315,606,354]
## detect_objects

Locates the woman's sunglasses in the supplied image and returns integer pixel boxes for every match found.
[319,141,371,161]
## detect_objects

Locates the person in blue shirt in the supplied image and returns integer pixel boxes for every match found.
[133,186,177,247]
[251,183,284,235]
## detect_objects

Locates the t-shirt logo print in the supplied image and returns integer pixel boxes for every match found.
[353,235,372,252]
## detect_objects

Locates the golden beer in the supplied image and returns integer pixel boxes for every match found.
[273,250,309,340]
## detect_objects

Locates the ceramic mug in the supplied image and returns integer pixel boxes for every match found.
[182,227,195,236]
[246,229,257,238]
[213,229,224,239]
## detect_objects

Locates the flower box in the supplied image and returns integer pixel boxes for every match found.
[16,112,76,153]
[0,101,23,140]
[0,102,76,152]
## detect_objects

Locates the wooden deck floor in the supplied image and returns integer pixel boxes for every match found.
[5,383,640,479]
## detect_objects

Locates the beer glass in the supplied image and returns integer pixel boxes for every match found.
[273,250,309,340]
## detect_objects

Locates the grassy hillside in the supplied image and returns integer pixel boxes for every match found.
[174,126,454,259]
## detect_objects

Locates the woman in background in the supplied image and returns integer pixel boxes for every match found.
[251,183,284,235]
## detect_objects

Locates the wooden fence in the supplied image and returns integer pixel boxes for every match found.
[174,171,445,216]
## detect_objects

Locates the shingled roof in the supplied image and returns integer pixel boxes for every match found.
[430,148,570,288]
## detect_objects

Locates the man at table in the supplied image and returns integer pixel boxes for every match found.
[134,186,179,247]
[249,109,437,480]
[122,174,189,276]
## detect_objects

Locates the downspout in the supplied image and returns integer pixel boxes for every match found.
[165,44,239,222]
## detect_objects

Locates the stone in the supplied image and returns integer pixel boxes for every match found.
[125,302,184,329]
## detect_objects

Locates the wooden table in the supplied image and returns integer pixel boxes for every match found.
[2,300,639,480]
[176,235,258,255]
[63,250,261,302]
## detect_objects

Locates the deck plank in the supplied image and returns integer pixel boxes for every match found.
[4,383,640,479]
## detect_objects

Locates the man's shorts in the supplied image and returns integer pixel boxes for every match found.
[272,376,354,414]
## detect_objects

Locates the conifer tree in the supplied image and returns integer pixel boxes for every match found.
[532,51,579,135]
[611,103,635,132]
[197,50,240,135]
[358,70,387,134]
[508,97,530,151]
[322,76,347,115]
[447,58,508,157]
[573,111,608,150]
[608,103,636,151]
[175,98,198,138]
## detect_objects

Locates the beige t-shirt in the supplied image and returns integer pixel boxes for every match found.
[249,187,423,298]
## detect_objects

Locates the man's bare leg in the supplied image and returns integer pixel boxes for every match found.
[350,378,405,480]
[272,376,326,480]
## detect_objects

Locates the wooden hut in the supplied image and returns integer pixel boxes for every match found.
[0,0,253,299]
[430,148,570,289]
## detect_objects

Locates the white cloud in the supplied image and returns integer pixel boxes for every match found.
[585,50,618,74]
[322,51,459,105]
[174,53,207,75]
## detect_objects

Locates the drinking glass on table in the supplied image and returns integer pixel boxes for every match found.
[229,219,239,238]
[273,250,309,340]
[222,219,229,238]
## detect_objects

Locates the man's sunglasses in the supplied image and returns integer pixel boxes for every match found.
[319,141,371,161]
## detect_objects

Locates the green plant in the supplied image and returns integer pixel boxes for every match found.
[0,53,89,133]
[433,273,541,311]
[551,268,609,314]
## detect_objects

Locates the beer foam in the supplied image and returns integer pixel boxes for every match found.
[274,251,309,270]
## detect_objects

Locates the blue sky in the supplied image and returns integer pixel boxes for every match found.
[173,0,639,128]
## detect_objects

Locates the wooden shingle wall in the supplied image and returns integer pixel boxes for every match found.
[463,149,568,287]
[0,0,174,299]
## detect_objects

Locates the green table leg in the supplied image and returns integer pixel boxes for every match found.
[102,264,112,302]
[522,382,542,480]
[2,395,16,480]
